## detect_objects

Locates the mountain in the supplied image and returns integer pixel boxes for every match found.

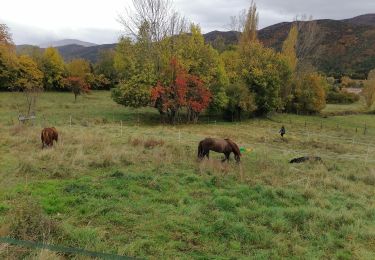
[342,14,375,26]
[16,14,375,78]
[257,14,375,79]
[39,39,98,48]
[56,44,116,62]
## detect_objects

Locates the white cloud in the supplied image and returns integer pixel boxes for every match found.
[0,0,374,45]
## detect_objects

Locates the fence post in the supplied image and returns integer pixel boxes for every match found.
[364,123,367,135]
[70,115,72,127]
[120,120,123,137]
[178,130,181,144]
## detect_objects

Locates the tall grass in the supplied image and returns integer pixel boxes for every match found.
[0,91,374,258]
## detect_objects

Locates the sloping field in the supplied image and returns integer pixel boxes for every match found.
[0,92,374,259]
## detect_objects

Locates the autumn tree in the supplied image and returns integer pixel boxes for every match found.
[281,24,298,109]
[186,75,212,122]
[0,23,18,90]
[66,58,91,78]
[41,47,65,90]
[151,58,211,123]
[363,69,375,108]
[292,72,327,114]
[241,41,291,115]
[13,55,44,117]
[63,77,90,102]
[281,19,327,113]
[239,1,258,47]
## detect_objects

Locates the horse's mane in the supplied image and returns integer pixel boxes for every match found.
[225,139,241,156]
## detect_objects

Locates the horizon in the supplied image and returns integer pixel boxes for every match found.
[1,0,375,45]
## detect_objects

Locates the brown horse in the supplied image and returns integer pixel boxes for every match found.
[198,138,241,163]
[41,127,58,148]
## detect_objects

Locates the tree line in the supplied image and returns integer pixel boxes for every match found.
[1,0,374,122]
[0,24,113,101]
[110,0,329,123]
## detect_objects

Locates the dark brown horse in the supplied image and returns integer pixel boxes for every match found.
[41,127,58,148]
[198,138,241,163]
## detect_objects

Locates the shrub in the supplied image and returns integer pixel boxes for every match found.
[6,198,61,241]
[326,91,360,104]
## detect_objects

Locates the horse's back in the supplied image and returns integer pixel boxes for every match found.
[200,138,229,152]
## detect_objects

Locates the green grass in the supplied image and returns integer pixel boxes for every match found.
[0,91,374,259]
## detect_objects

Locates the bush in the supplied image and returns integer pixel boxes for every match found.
[5,198,62,242]
[326,91,360,104]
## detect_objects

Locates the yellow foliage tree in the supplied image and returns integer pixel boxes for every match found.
[239,1,258,47]
[363,69,375,108]
[282,24,298,72]
[293,72,327,113]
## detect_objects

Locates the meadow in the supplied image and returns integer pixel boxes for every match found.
[0,91,374,259]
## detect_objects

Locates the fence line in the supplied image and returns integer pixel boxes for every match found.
[0,237,135,260]
[26,115,375,164]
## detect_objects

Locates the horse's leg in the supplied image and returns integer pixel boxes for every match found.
[205,150,210,159]
[222,152,230,162]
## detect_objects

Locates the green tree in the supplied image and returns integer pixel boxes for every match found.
[225,83,256,121]
[114,37,136,81]
[240,42,291,115]
[41,47,65,90]
[95,50,117,88]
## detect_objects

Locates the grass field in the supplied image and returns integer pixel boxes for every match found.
[0,91,374,259]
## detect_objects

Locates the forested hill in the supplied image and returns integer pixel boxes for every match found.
[17,14,375,78]
[257,14,375,79]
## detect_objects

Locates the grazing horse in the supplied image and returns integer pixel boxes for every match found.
[41,127,58,148]
[198,138,241,163]
[290,156,322,164]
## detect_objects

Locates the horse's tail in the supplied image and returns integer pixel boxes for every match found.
[225,139,242,159]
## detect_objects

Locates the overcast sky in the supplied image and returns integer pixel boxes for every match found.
[1,0,374,45]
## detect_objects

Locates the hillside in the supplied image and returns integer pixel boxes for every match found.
[257,14,375,79]
[16,14,375,78]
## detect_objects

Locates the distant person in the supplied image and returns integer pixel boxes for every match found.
[279,126,286,138]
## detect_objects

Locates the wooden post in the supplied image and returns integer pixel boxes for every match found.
[70,115,72,127]
[364,123,367,135]
[121,120,123,137]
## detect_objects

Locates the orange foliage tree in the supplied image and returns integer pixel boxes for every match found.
[63,76,90,102]
[151,58,211,123]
